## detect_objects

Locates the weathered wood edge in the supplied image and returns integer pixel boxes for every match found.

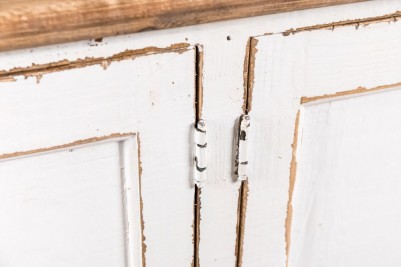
[0,0,365,52]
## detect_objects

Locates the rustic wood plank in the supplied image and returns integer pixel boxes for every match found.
[0,0,364,51]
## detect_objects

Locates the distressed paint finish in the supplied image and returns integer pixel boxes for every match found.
[244,15,401,267]
[292,88,401,267]
[121,136,144,267]
[1,1,401,266]
[0,49,196,266]
[0,0,365,52]
[194,120,208,188]
[235,115,251,181]
[0,138,138,267]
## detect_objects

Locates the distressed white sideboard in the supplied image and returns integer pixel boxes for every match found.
[1,1,401,266]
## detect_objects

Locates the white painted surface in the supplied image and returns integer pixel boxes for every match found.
[121,137,143,267]
[1,1,401,266]
[246,17,401,267]
[0,50,195,267]
[291,88,401,267]
[0,140,131,267]
[236,114,250,181]
[1,1,401,72]
[194,120,208,188]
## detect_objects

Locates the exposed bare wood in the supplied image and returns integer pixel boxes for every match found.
[280,10,401,36]
[301,82,401,104]
[0,133,134,161]
[0,0,365,52]
[235,36,256,267]
[195,45,204,122]
[192,186,202,267]
[235,180,250,267]
[244,38,258,114]
[285,111,300,267]
[192,45,204,267]
[242,39,252,114]
[243,12,401,266]
[0,48,196,266]
[0,43,190,82]
[136,134,147,267]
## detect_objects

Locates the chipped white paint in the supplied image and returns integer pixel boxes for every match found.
[1,1,400,72]
[0,49,195,267]
[194,119,208,188]
[235,114,250,181]
[292,88,401,267]
[1,1,401,266]
[244,15,401,267]
[0,137,140,267]
[120,137,144,267]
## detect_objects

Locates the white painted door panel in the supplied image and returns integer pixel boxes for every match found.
[3,4,401,266]
[0,139,136,267]
[0,48,196,267]
[245,19,401,267]
[292,88,401,267]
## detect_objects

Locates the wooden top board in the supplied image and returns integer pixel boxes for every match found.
[0,0,364,51]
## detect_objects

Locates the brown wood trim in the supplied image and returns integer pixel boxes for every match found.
[0,0,365,52]
[0,133,134,160]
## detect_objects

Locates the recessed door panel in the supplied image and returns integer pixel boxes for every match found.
[292,89,401,267]
[0,138,139,267]
[0,47,196,267]
[245,18,401,267]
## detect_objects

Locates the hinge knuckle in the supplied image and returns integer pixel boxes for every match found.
[236,114,250,181]
[194,119,207,188]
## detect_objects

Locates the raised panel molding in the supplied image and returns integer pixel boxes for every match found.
[245,16,401,267]
[0,136,142,267]
[0,48,196,267]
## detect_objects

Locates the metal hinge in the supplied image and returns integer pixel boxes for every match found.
[193,119,207,188]
[193,115,250,188]
[235,114,250,181]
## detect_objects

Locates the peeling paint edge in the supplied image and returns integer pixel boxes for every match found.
[285,80,393,261]
[192,186,202,267]
[284,111,301,267]
[285,82,401,265]
[280,11,401,36]
[235,180,249,267]
[0,43,191,82]
[242,39,251,114]
[191,44,204,267]
[0,76,16,82]
[285,83,401,261]
[235,36,257,266]
[0,132,134,161]
[259,10,401,37]
[195,45,204,122]
[301,82,401,105]
[137,134,147,267]
[245,38,258,114]
[242,37,258,114]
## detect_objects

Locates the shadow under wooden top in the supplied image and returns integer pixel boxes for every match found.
[0,0,365,52]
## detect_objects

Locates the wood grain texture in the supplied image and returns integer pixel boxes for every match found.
[243,16,401,267]
[1,1,401,266]
[0,0,365,51]
[0,48,196,266]
[292,87,401,267]
[0,140,136,267]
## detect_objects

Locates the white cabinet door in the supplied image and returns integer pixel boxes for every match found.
[0,137,138,267]
[243,18,401,267]
[0,46,196,267]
